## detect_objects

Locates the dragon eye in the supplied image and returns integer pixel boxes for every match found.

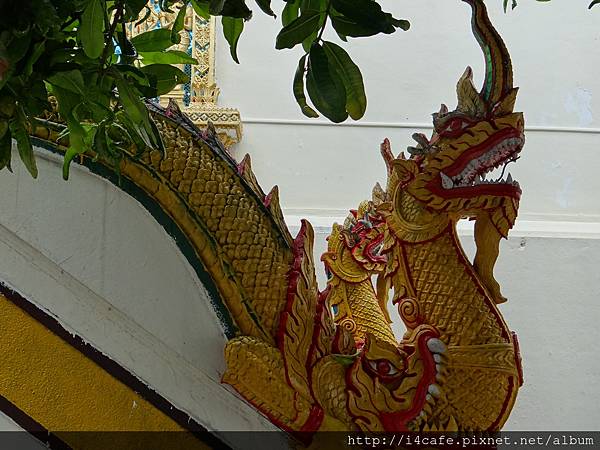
[368,359,400,377]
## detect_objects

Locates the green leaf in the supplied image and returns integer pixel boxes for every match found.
[301,29,318,53]
[171,4,187,44]
[281,0,300,26]
[301,0,324,12]
[590,0,600,8]
[190,0,211,19]
[222,17,244,63]
[9,106,37,178]
[140,50,198,65]
[332,351,360,367]
[0,120,7,140]
[23,41,46,77]
[124,0,151,21]
[114,77,147,125]
[331,0,407,35]
[210,0,226,14]
[392,18,410,31]
[255,0,275,17]
[6,33,32,65]
[306,43,347,123]
[322,41,366,120]
[220,0,253,20]
[503,0,518,12]
[52,85,88,179]
[79,0,105,59]
[293,55,318,118]
[141,64,189,96]
[47,70,85,95]
[276,12,321,49]
[114,74,163,152]
[331,16,377,38]
[131,28,173,52]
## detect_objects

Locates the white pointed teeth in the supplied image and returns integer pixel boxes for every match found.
[428,383,442,398]
[440,172,453,189]
[427,338,447,354]
[444,136,523,189]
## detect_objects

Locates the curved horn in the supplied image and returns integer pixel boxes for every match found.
[462,0,513,105]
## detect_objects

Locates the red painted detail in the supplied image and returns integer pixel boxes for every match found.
[306,288,329,387]
[379,330,439,431]
[237,159,247,176]
[300,405,325,433]
[425,126,524,201]
[273,220,325,436]
[512,331,524,386]
[381,138,395,173]
[489,377,515,431]
[437,116,478,139]
[444,126,522,178]
[277,220,308,351]
[365,233,387,263]
[263,189,274,208]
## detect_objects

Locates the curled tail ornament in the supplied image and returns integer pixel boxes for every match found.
[464,0,513,105]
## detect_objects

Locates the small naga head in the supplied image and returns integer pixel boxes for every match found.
[336,201,394,272]
[346,326,451,431]
[382,0,524,303]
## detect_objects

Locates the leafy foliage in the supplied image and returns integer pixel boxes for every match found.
[271,0,408,122]
[0,0,194,179]
[0,0,593,179]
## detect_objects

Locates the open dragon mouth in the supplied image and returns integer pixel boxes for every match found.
[436,130,524,198]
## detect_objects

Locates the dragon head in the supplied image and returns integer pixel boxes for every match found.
[380,0,524,303]
[397,67,524,238]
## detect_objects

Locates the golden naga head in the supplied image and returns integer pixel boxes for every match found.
[377,0,525,303]
[346,326,452,431]
[387,0,524,241]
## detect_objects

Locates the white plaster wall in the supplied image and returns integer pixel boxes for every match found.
[215,0,600,225]
[0,148,282,443]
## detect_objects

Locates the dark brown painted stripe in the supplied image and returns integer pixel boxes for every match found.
[0,392,72,449]
[0,282,230,450]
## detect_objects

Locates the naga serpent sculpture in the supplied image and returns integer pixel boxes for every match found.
[27,0,524,440]
[222,0,524,435]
